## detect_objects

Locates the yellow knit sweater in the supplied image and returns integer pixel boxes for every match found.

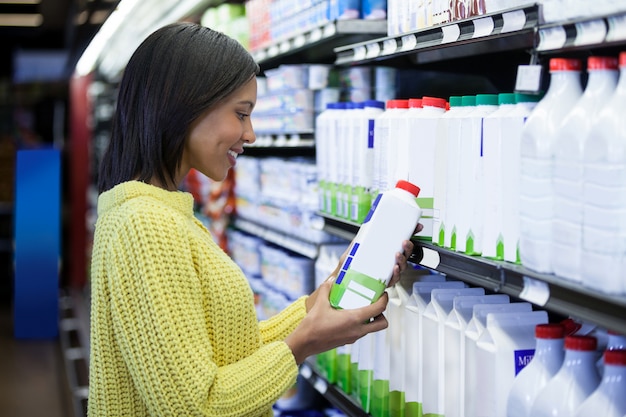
[88,181,307,417]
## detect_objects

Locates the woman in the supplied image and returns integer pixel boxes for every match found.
[88,22,417,417]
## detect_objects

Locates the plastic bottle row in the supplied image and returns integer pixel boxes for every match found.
[520,53,626,297]
[315,51,626,297]
[312,270,626,417]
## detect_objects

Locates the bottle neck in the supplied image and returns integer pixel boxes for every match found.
[585,69,619,94]
[547,71,582,97]
[601,364,626,381]
[564,349,597,369]
[617,67,626,93]
[535,338,565,357]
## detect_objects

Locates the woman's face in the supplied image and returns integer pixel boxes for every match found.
[181,76,257,182]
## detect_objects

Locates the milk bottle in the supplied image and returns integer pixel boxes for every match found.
[519,58,583,273]
[582,52,626,295]
[575,349,626,417]
[552,56,619,282]
[506,323,566,417]
[530,335,601,417]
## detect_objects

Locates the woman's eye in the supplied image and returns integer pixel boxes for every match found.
[237,112,248,120]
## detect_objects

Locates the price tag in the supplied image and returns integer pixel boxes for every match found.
[300,364,312,379]
[323,22,336,38]
[472,16,495,38]
[441,24,461,44]
[607,14,626,42]
[419,247,440,270]
[353,45,367,61]
[401,34,417,51]
[574,19,607,46]
[293,34,306,48]
[501,9,527,33]
[515,64,543,93]
[382,38,398,55]
[313,377,328,394]
[519,276,550,306]
[310,27,323,43]
[366,42,381,59]
[279,41,291,54]
[267,45,279,57]
[537,26,567,51]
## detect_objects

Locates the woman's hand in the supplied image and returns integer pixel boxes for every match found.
[286,278,389,364]
[305,222,422,313]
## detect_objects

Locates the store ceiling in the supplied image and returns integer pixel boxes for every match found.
[0,0,120,80]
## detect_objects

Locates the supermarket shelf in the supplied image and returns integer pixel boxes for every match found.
[252,19,388,69]
[537,10,626,53]
[334,3,539,66]
[233,217,322,259]
[300,359,369,417]
[321,214,626,335]
[59,287,91,417]
[243,133,316,156]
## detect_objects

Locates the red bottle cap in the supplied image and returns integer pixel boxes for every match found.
[422,96,448,109]
[550,58,582,72]
[386,99,410,109]
[396,180,420,197]
[587,56,619,71]
[604,349,626,366]
[565,335,597,351]
[536,323,566,339]
[620,52,626,68]
[409,98,423,108]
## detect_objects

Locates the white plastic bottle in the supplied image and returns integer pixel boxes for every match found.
[329,180,422,309]
[372,99,409,200]
[582,52,626,296]
[519,58,583,274]
[405,96,447,241]
[482,92,517,260]
[506,323,566,417]
[327,102,348,217]
[530,335,601,417]
[445,95,476,250]
[575,349,626,417]
[552,56,619,283]
[316,102,341,214]
[433,95,462,247]
[351,100,385,224]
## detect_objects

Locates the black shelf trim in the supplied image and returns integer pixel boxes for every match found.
[301,358,370,417]
[321,214,626,334]
[334,3,539,65]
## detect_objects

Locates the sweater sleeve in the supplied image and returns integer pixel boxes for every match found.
[258,296,307,344]
[105,211,298,417]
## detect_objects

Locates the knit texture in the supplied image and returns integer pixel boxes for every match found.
[88,181,307,417]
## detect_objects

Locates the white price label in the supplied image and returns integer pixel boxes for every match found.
[300,364,312,379]
[607,14,626,42]
[501,9,527,33]
[574,19,607,46]
[472,17,495,38]
[293,34,306,48]
[323,22,336,38]
[441,24,461,44]
[310,28,323,43]
[401,34,417,51]
[519,276,550,306]
[515,64,543,93]
[313,378,328,394]
[537,26,567,51]
[419,247,440,270]
[366,42,381,59]
[279,41,291,54]
[382,38,398,55]
[353,45,367,61]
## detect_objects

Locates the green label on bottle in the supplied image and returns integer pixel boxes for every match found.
[371,379,390,417]
[329,268,387,310]
[405,402,423,417]
[390,390,405,417]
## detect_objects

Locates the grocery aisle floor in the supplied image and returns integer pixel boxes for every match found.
[0,301,73,417]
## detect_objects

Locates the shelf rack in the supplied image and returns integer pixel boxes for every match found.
[251,19,388,69]
[300,358,369,417]
[334,4,539,66]
[321,214,626,335]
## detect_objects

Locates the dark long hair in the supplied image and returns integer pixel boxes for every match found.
[98,22,260,193]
